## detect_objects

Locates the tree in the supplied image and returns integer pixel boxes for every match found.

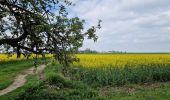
[79,48,98,54]
[0,0,101,69]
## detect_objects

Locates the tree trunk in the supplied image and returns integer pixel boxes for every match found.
[17,47,21,58]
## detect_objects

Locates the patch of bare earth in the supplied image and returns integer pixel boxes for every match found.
[98,82,170,96]
[0,65,46,96]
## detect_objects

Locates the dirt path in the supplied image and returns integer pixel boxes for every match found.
[0,65,46,96]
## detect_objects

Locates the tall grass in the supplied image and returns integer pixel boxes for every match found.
[10,63,103,100]
[69,63,170,86]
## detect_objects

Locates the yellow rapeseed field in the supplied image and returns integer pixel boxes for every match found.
[0,54,53,62]
[1,54,170,68]
[75,54,170,68]
[0,54,26,61]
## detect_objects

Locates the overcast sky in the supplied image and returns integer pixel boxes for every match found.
[69,0,170,52]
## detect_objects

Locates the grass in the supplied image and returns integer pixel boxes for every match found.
[0,75,41,100]
[1,63,103,100]
[2,62,169,100]
[98,82,170,100]
[68,63,170,87]
[42,63,103,100]
[0,56,170,99]
[43,63,170,100]
[0,59,46,90]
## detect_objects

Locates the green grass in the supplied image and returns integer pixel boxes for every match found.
[1,62,170,100]
[1,63,103,100]
[98,82,170,100]
[68,63,170,87]
[0,75,41,100]
[0,59,45,90]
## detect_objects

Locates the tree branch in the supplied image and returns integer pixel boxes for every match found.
[0,25,29,45]
[0,1,34,15]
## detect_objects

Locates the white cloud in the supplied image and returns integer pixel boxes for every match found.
[68,0,170,52]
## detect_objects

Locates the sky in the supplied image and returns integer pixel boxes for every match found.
[69,0,170,52]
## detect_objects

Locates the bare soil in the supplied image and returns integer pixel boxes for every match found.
[0,65,46,96]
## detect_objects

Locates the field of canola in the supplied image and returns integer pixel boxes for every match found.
[0,54,26,61]
[75,54,170,68]
[1,54,170,68]
[1,54,170,99]
[0,54,53,62]
[1,53,170,86]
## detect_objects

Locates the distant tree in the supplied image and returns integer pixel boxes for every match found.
[0,0,101,69]
[79,48,98,54]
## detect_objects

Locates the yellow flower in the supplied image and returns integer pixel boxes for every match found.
[74,54,170,68]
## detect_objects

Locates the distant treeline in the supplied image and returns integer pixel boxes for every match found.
[78,48,170,54]
[78,48,126,54]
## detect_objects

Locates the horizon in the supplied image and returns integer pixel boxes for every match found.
[69,0,170,53]
[79,48,170,53]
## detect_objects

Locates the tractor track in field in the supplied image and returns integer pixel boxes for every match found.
[0,64,46,96]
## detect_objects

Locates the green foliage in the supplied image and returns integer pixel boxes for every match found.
[14,82,46,100]
[69,64,170,87]
[0,0,101,68]
[1,62,170,100]
[8,64,103,100]
[46,73,68,88]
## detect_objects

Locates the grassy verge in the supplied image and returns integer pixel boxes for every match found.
[0,75,41,100]
[3,63,103,100]
[0,59,46,90]
[4,62,169,100]
[43,63,103,100]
